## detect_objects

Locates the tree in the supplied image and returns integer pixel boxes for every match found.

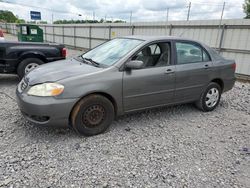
[39,21,48,24]
[0,10,18,22]
[114,20,126,23]
[243,0,250,18]
[16,19,25,23]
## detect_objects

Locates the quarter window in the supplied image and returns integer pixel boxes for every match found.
[176,42,210,64]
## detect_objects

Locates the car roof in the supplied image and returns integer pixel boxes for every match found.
[121,35,213,52]
[122,35,195,42]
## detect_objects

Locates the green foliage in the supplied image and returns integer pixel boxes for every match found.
[0,10,18,22]
[53,19,126,24]
[39,21,48,24]
[16,19,25,23]
[53,19,99,24]
[113,20,126,23]
[27,21,36,24]
[243,0,250,18]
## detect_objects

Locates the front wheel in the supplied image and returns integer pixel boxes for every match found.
[195,82,222,112]
[71,95,115,136]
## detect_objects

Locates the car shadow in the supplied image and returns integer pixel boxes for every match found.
[0,74,20,85]
[18,99,227,142]
[22,103,200,141]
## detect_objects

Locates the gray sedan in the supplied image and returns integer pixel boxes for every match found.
[16,36,236,136]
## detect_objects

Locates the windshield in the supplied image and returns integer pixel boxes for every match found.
[81,38,144,66]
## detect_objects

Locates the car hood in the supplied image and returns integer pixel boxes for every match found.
[26,58,103,85]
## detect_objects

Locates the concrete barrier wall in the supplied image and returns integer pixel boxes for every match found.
[1,19,250,76]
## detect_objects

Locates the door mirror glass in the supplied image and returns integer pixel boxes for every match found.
[125,60,144,70]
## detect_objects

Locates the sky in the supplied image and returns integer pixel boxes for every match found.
[0,0,246,23]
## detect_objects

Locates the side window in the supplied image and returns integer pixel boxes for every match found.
[176,42,210,64]
[203,50,210,62]
[149,44,161,55]
[131,42,171,68]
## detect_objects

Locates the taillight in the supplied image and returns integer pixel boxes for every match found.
[61,48,67,58]
[232,62,236,71]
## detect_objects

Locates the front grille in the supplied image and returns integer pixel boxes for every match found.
[18,78,28,92]
[21,80,28,90]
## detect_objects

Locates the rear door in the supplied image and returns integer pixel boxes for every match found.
[174,41,213,103]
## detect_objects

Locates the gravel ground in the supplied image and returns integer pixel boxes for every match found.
[0,75,249,187]
[0,34,250,187]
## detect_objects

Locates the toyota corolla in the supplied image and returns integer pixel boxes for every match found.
[16,36,236,136]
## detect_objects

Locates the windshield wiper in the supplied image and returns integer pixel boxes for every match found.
[80,56,100,67]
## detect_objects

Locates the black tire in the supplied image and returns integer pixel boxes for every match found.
[71,95,115,136]
[17,58,44,78]
[195,82,222,112]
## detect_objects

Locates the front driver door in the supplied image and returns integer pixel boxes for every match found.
[122,42,176,112]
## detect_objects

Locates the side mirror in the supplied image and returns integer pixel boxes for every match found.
[125,60,144,70]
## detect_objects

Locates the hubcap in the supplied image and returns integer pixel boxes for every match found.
[82,105,105,128]
[205,88,219,108]
[25,63,39,73]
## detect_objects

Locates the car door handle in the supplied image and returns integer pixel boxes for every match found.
[165,69,175,74]
[204,64,209,69]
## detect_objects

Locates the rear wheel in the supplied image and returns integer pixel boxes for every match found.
[195,82,222,112]
[17,58,44,78]
[71,95,115,136]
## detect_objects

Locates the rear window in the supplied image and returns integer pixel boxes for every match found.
[176,42,211,64]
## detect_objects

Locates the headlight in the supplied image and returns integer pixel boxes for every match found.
[27,83,64,96]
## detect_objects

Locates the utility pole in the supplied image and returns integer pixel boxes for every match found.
[216,2,226,49]
[187,2,191,21]
[166,8,169,22]
[165,8,169,35]
[130,11,133,35]
[51,13,54,24]
[93,11,95,21]
[219,2,226,26]
[130,11,133,25]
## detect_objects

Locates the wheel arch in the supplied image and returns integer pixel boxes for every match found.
[18,52,47,66]
[69,92,118,125]
[211,78,224,91]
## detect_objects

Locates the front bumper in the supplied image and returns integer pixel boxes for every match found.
[16,89,78,127]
